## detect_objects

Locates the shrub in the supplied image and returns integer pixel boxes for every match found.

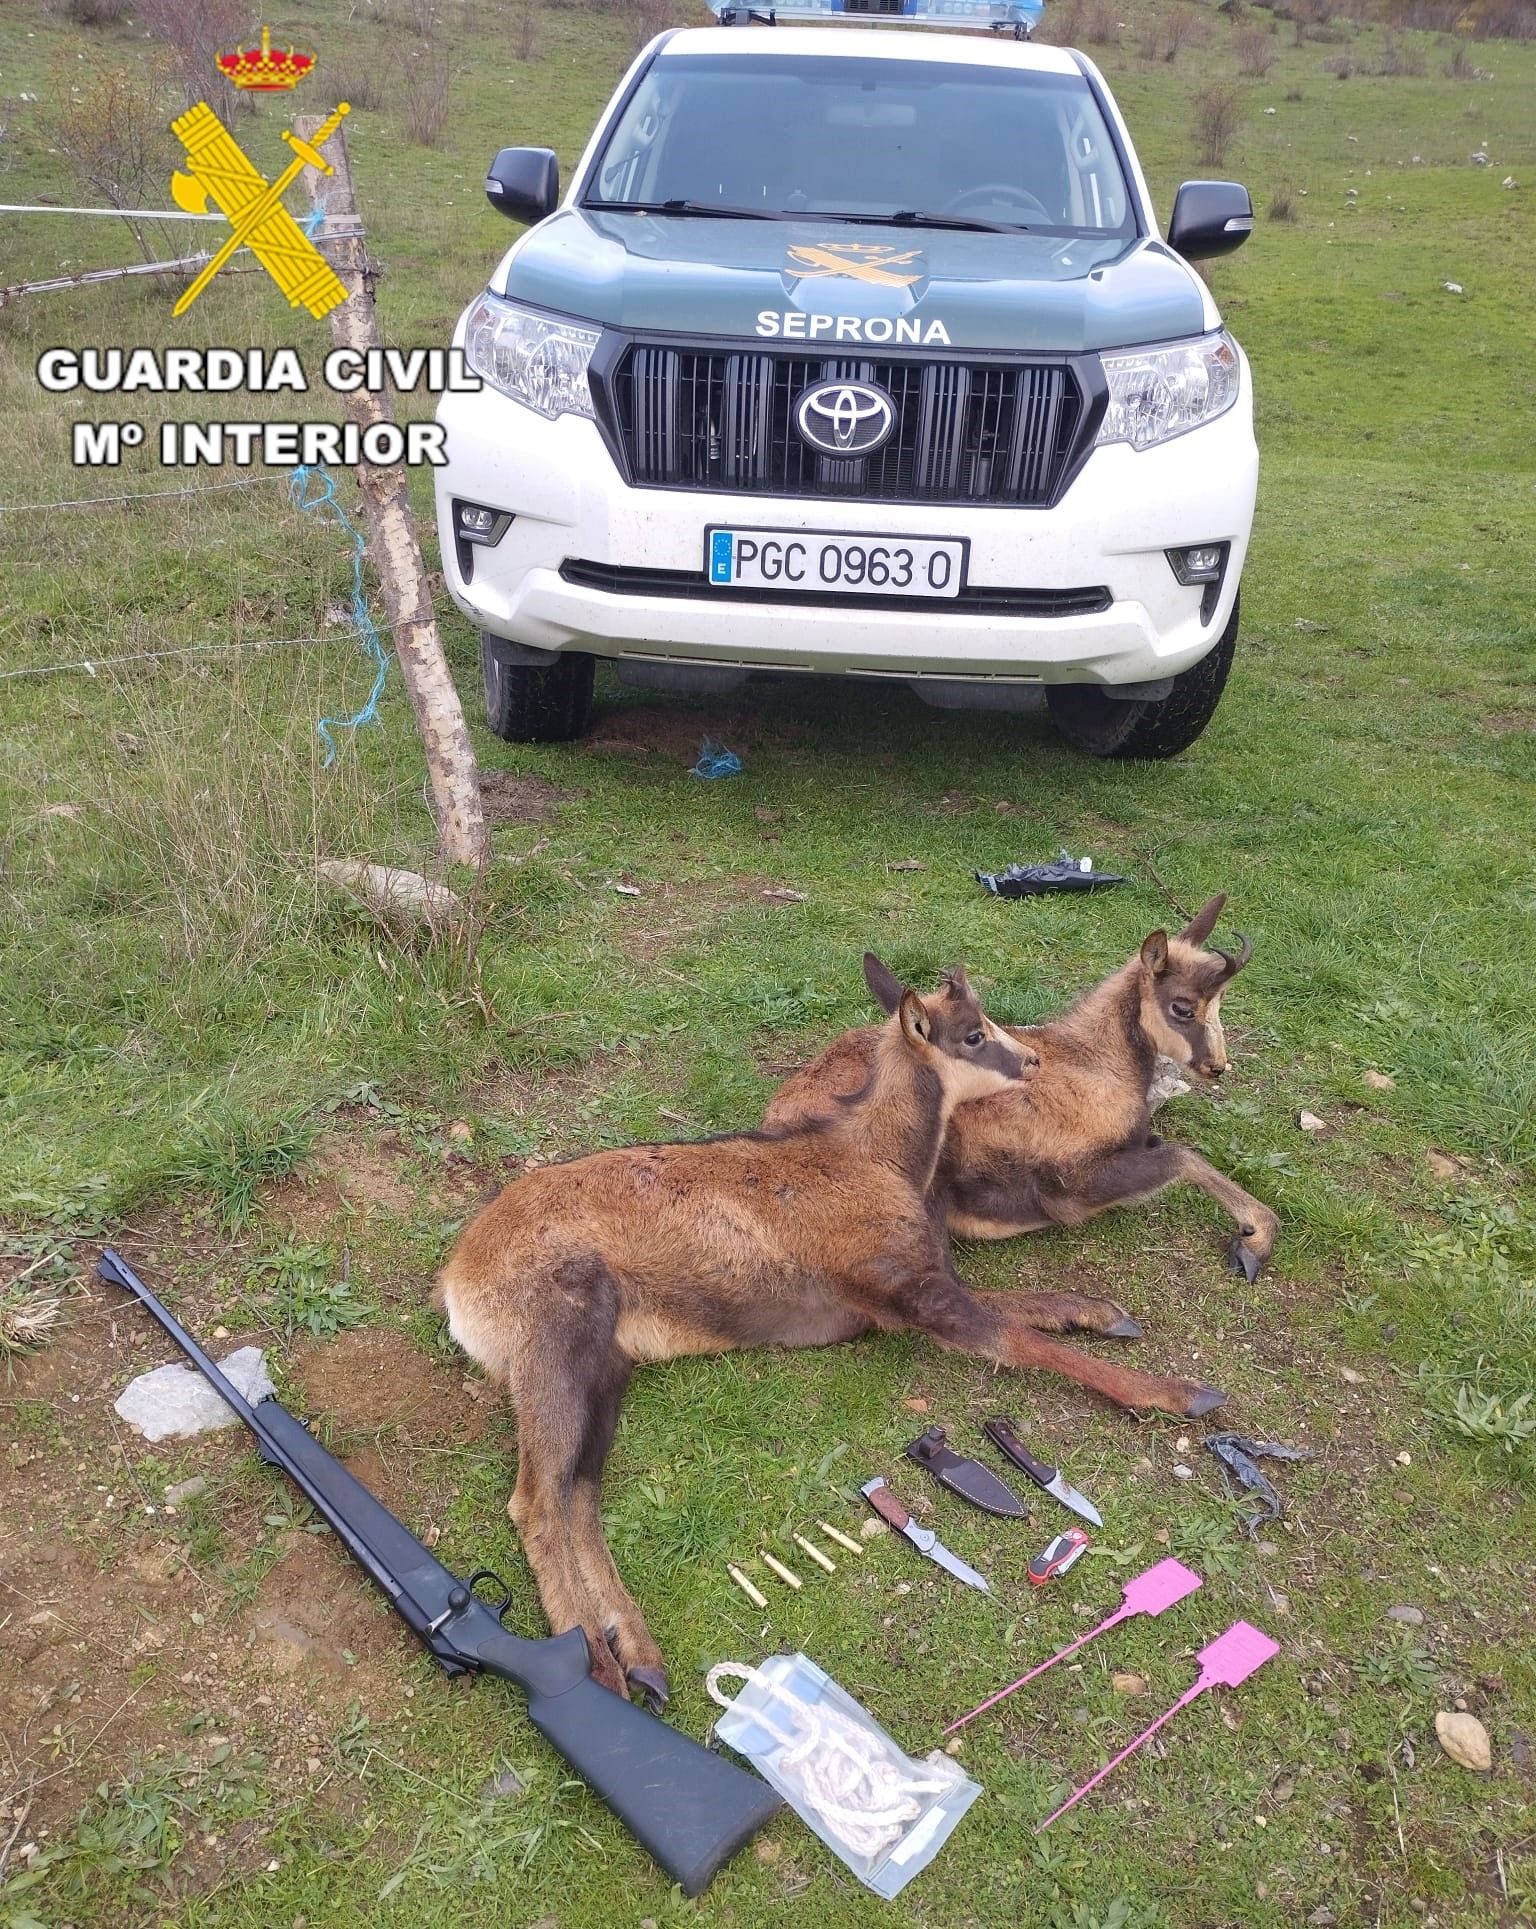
[1268,182,1299,219]
[1163,5,1201,58]
[1375,34,1427,73]
[53,0,130,21]
[1137,11,1163,56]
[1445,40,1478,72]
[1082,0,1121,43]
[326,55,391,112]
[397,44,450,146]
[1191,80,1243,163]
[135,0,248,109]
[1328,49,1356,74]
[42,63,175,262]
[1285,82,1306,97]
[1234,23,1279,71]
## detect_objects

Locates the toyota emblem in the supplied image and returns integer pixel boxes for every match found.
[794,380,896,457]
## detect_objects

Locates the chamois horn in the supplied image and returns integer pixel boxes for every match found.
[1210,933,1254,981]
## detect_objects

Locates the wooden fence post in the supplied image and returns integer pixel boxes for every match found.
[296,115,488,869]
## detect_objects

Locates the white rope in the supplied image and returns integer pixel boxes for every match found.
[706,1662,949,1859]
[0,202,226,221]
[0,475,285,513]
[0,624,395,684]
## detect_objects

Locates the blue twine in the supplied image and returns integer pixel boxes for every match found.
[691,736,742,780]
[288,463,388,766]
[300,205,326,238]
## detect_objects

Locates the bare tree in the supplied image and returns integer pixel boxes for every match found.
[44,63,176,262]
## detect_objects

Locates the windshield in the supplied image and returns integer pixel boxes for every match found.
[584,52,1135,237]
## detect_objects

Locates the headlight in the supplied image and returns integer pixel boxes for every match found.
[1095,331,1240,452]
[464,292,599,421]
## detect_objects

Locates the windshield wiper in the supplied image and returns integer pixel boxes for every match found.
[793,208,1027,234]
[589,198,787,222]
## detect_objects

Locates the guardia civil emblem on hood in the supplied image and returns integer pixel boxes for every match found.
[781,240,929,302]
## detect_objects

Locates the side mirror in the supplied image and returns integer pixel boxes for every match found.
[1167,180,1253,260]
[485,147,560,225]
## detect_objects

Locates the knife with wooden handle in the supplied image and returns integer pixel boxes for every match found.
[861,1477,991,1592]
[983,1418,1103,1527]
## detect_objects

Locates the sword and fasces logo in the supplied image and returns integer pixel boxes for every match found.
[169,25,350,319]
[784,241,926,288]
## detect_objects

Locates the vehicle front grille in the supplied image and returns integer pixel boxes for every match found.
[559,559,1111,619]
[604,347,1086,507]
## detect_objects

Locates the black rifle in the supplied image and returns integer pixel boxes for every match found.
[99,1250,780,1896]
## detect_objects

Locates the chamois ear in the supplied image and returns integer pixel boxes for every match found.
[1141,930,1170,977]
[942,965,974,1003]
[898,989,932,1047]
[863,952,905,1016]
[1178,894,1228,949]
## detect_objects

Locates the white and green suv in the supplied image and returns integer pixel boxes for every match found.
[435,12,1257,756]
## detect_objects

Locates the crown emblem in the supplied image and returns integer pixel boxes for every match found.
[216,25,317,92]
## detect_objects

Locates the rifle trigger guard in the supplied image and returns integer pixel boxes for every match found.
[466,1566,516,1620]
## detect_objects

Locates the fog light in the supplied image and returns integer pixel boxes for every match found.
[456,500,511,545]
[1167,542,1227,586]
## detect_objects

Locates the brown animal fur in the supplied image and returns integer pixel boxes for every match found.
[765,896,1278,1285]
[435,961,1222,1709]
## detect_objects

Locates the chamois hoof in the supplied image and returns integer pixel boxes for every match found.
[1106,1314,1145,1340]
[1226,1237,1264,1285]
[1186,1384,1227,1419]
[626,1663,671,1714]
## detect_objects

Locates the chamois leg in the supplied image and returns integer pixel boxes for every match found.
[1041,1141,1279,1282]
[503,1263,633,1701]
[980,1290,1145,1340]
[1173,1149,1280,1283]
[896,1273,1225,1418]
[562,1348,672,1712]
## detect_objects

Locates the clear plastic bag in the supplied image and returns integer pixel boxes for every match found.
[707,1653,981,1898]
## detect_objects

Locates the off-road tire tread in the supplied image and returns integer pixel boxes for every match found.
[482,635,595,744]
[1046,592,1240,760]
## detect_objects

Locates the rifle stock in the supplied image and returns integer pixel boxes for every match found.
[99,1249,780,1895]
[487,1635,782,1895]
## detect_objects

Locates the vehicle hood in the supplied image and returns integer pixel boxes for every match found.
[496,209,1208,354]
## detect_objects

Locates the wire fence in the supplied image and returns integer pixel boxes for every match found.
[2,463,395,764]
[3,206,392,751]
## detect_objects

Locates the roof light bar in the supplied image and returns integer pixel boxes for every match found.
[709,0,1044,37]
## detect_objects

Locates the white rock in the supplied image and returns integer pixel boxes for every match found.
[1434,1711,1491,1772]
[115,1347,273,1442]
[1297,1110,1326,1132]
[1443,281,1464,293]
[1173,1463,1194,1480]
[316,859,463,925]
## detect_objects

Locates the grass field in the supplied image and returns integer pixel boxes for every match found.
[2,0,1534,1922]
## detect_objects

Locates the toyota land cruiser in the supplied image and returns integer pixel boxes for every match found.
[435,3,1257,756]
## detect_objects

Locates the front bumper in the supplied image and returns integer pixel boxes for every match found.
[433,367,1256,689]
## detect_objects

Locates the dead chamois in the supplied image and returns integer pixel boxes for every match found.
[766,896,1278,1286]
[435,964,1221,1709]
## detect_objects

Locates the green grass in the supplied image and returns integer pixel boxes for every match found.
[2,0,1535,1922]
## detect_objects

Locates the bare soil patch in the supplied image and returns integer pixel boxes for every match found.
[293,1326,486,1454]
[479,768,585,824]
[612,872,795,964]
[584,702,807,761]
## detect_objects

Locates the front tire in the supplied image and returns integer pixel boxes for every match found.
[1045,592,1240,760]
[481,634,594,744]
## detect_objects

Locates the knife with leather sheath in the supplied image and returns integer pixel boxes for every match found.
[904,1425,1030,1518]
[983,1418,1103,1527]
